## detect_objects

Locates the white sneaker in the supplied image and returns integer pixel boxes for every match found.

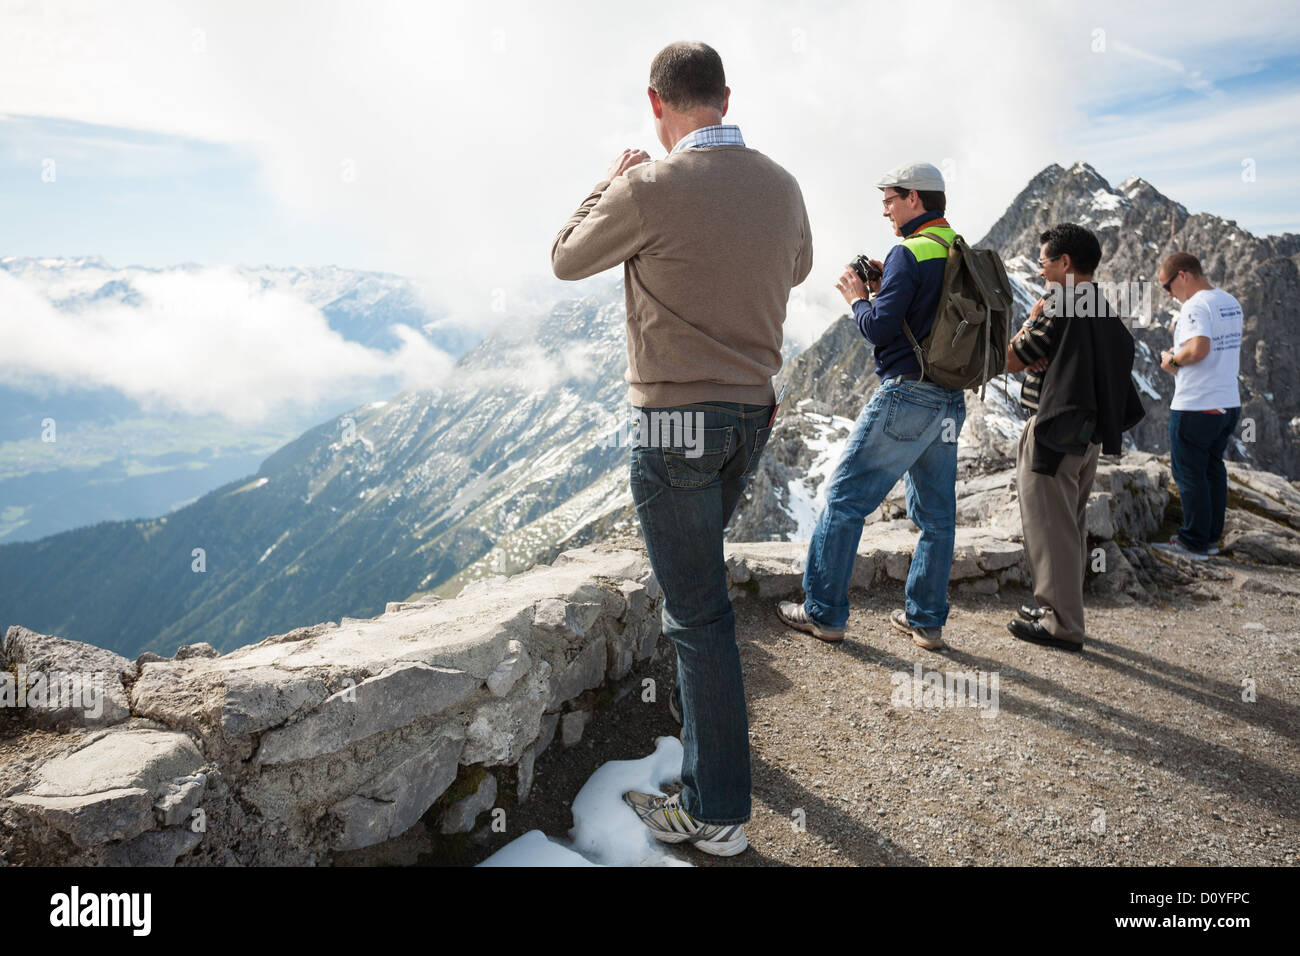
[622,791,749,857]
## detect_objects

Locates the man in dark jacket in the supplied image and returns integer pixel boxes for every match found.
[1004,223,1144,651]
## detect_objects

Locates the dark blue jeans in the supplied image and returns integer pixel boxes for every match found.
[1169,407,1240,552]
[628,401,772,825]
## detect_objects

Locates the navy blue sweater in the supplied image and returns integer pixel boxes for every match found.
[850,211,952,380]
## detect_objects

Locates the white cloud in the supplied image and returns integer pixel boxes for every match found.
[1110,40,1217,95]
[1,0,1297,349]
[0,266,455,421]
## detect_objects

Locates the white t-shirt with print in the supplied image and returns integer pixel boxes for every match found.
[1171,288,1243,411]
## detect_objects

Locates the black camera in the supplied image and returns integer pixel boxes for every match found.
[851,255,882,286]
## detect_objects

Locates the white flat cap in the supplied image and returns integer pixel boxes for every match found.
[874,161,945,192]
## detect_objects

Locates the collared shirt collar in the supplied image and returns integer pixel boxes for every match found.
[900,211,948,237]
[669,124,746,154]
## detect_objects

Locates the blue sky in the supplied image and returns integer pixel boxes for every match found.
[2,0,1298,344]
[0,115,385,271]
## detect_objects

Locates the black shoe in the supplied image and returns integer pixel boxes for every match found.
[1007,617,1083,652]
[1017,604,1045,622]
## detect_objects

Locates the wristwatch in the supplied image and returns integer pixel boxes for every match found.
[1169,355,1180,368]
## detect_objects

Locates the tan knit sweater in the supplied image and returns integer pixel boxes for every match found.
[551,145,813,407]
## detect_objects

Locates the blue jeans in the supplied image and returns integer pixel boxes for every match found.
[628,401,773,825]
[803,379,966,629]
[1169,407,1240,552]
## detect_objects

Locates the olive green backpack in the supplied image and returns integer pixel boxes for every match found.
[901,230,1014,397]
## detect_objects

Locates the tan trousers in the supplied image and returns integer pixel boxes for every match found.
[1016,415,1100,644]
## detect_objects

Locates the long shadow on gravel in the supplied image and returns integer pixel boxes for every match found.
[1083,636,1300,738]
[830,634,1300,823]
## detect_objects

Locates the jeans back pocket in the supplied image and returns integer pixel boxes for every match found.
[663,425,734,489]
[883,387,942,441]
[741,424,772,479]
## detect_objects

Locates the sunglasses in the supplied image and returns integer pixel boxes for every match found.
[1161,272,1180,294]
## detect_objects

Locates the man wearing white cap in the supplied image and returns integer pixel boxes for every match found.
[779,161,966,651]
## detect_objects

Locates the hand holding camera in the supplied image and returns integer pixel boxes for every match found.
[837,255,883,305]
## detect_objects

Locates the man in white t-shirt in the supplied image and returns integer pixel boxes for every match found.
[1156,252,1243,560]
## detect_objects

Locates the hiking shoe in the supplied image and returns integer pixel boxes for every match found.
[1208,544,1221,556]
[890,609,945,650]
[1153,536,1209,562]
[621,791,749,857]
[776,600,845,643]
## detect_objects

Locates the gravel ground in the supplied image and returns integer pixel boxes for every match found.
[466,558,1300,867]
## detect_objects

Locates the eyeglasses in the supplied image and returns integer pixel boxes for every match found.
[1161,272,1180,294]
[1038,255,1062,268]
[881,195,903,209]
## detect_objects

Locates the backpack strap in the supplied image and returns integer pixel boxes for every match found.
[898,230,957,382]
[914,229,952,250]
[900,311,929,381]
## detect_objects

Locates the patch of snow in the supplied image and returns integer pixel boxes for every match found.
[476,831,597,867]
[258,529,291,564]
[1089,188,1124,212]
[229,476,270,496]
[1131,369,1161,400]
[479,736,691,867]
[783,415,854,539]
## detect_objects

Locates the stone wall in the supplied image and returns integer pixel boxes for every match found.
[0,546,661,865]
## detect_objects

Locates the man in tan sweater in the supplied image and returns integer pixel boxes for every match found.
[551,40,812,857]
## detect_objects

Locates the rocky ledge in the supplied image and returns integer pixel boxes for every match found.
[0,547,661,865]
